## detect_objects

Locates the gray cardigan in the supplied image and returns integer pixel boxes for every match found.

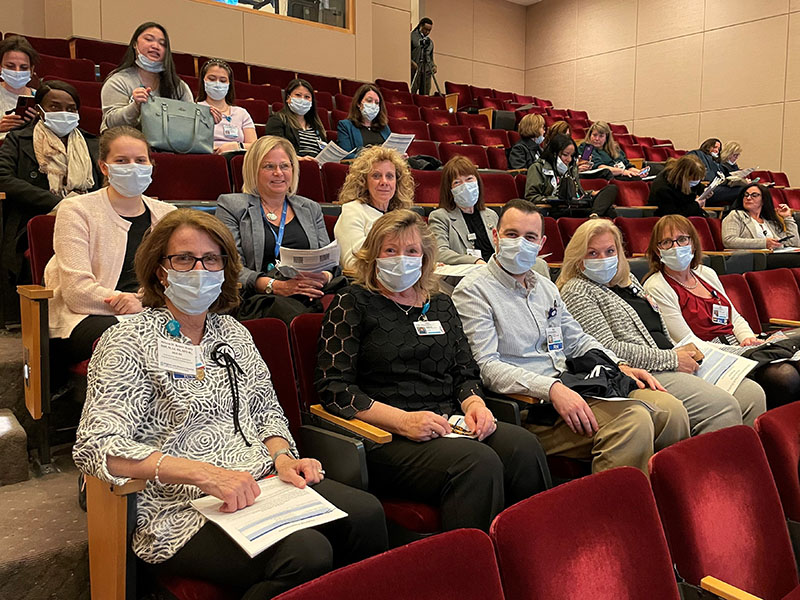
[215,193,330,290]
[720,209,798,249]
[428,207,498,265]
[560,273,680,372]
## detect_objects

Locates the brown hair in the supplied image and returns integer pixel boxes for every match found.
[542,120,570,149]
[196,58,236,105]
[346,84,388,131]
[98,126,150,161]
[135,209,242,312]
[438,155,485,211]
[644,214,703,280]
[518,113,545,139]
[0,35,40,67]
[353,209,438,296]
[585,121,622,160]
[497,198,543,230]
[336,146,414,209]
[664,155,705,194]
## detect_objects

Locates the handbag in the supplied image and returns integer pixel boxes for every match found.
[140,96,214,154]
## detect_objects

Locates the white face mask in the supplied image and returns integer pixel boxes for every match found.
[451,180,480,209]
[710,151,719,159]
[556,156,569,175]
[688,179,701,188]
[495,236,540,274]
[582,256,618,285]
[660,245,694,271]
[289,97,312,116]
[376,255,422,293]
[1,68,31,89]
[726,159,736,166]
[163,268,224,315]
[42,111,80,137]
[361,102,380,122]
[135,52,164,73]
[204,80,229,101]
[533,134,544,145]
[106,163,153,198]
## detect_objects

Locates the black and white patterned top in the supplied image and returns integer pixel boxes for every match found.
[72,307,296,564]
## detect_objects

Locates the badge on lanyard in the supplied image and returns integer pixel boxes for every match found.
[467,232,477,241]
[712,303,730,325]
[546,326,564,351]
[222,123,239,139]
[172,347,206,380]
[413,300,444,336]
[158,338,199,377]
[466,248,483,259]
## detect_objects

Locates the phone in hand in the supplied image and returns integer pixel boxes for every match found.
[11,95,36,118]
[638,166,651,177]
[580,145,593,161]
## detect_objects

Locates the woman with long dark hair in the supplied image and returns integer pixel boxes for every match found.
[265,78,327,160]
[196,58,257,154]
[100,22,193,131]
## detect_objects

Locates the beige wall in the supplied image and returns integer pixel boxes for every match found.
[525,0,800,183]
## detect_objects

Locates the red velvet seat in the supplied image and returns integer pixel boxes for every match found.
[634,135,655,147]
[579,178,608,193]
[614,180,650,207]
[37,55,96,81]
[323,214,337,240]
[388,119,429,141]
[755,403,800,522]
[614,216,659,256]
[718,273,762,334]
[493,89,514,101]
[687,216,719,251]
[514,93,535,104]
[198,57,248,83]
[297,72,340,95]
[410,169,442,204]
[236,81,283,104]
[98,61,116,79]
[27,215,56,286]
[171,52,196,77]
[456,112,490,129]
[407,140,439,159]
[317,110,331,130]
[546,108,569,119]
[534,97,553,108]
[491,467,681,600]
[181,75,199,96]
[609,123,629,135]
[12,34,71,58]
[653,138,673,147]
[619,143,644,160]
[420,107,457,126]
[73,37,127,64]
[781,188,800,210]
[487,147,508,170]
[771,171,791,187]
[341,79,367,96]
[514,174,526,198]
[507,130,521,145]
[147,154,231,202]
[751,170,773,183]
[650,426,800,598]
[470,85,493,101]
[412,94,446,109]
[542,115,561,128]
[385,103,420,121]
[479,96,505,110]
[567,109,589,120]
[381,89,413,105]
[375,78,409,93]
[314,91,334,111]
[297,159,325,203]
[444,81,472,110]
[330,109,348,129]
[541,217,565,262]
[333,93,352,112]
[274,529,502,600]
[557,217,589,244]
[78,106,102,136]
[438,144,489,169]
[249,65,296,88]
[429,124,471,144]
[745,268,800,327]
[643,146,670,162]
[321,161,349,204]
[481,172,518,204]
[615,133,636,146]
[236,99,270,125]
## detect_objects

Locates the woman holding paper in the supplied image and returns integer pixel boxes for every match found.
[265,78,327,160]
[336,84,391,154]
[216,136,340,324]
[577,121,642,178]
[334,146,415,271]
[557,218,765,433]
[73,209,387,598]
[643,214,800,407]
[651,155,709,217]
[317,209,550,533]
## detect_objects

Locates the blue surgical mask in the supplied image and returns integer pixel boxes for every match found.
[1,68,31,89]
[106,163,153,198]
[289,97,312,116]
[534,134,544,145]
[496,237,540,275]
[204,80,229,101]
[660,245,694,271]
[582,256,618,285]
[376,255,422,293]
[556,157,569,175]
[135,52,164,73]
[361,102,380,122]
[452,180,480,209]
[43,111,80,137]
[688,179,701,188]
[163,268,224,315]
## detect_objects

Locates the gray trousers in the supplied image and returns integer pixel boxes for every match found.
[654,371,766,435]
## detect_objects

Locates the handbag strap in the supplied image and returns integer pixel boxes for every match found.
[159,102,204,154]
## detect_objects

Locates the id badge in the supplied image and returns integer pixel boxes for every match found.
[158,338,197,376]
[414,320,445,336]
[466,248,483,259]
[173,347,206,380]
[546,326,564,351]
[222,123,239,139]
[712,304,730,325]
[467,232,477,241]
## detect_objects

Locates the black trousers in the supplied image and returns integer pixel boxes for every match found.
[147,479,388,599]
[591,184,618,217]
[67,314,119,361]
[366,422,551,532]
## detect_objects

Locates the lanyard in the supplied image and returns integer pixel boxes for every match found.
[262,199,288,259]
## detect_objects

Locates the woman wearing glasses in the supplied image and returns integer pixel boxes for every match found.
[73,209,388,598]
[643,215,800,408]
[45,126,175,367]
[215,136,338,324]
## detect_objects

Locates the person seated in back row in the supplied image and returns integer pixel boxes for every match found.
[578,121,643,179]
[452,199,691,475]
[507,113,545,171]
[336,84,391,154]
[0,35,39,139]
[196,58,257,154]
[100,22,193,132]
[265,78,328,160]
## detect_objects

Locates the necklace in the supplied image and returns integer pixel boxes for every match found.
[667,271,698,290]
[389,290,419,315]
[262,201,281,221]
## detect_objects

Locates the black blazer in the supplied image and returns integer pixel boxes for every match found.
[0,121,102,276]
[264,113,326,156]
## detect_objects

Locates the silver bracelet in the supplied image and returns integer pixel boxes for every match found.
[272,447,294,463]
[154,453,168,486]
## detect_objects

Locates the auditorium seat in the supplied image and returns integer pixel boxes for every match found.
[334,93,352,112]
[650,426,800,599]
[315,91,334,111]
[653,138,673,147]
[633,135,655,147]
[43,77,102,107]
[37,55,96,81]
[479,97,505,110]
[456,112,490,129]
[618,143,644,160]
[579,178,608,193]
[609,123,629,135]
[9,34,71,57]
[755,403,800,523]
[410,169,442,204]
[236,81,283,104]
[614,216,659,256]
[745,268,800,328]
[705,216,724,250]
[388,119,430,140]
[198,57,248,83]
[330,109,348,129]
[571,126,586,141]
[430,124,471,144]
[541,217,565,262]
[615,134,636,146]
[491,468,681,600]
[297,72,340,95]
[643,146,670,162]
[381,89,413,105]
[375,78,410,93]
[412,94,446,110]
[718,273,762,334]
[317,110,331,130]
[341,79,367,96]
[420,107,457,126]
[751,170,773,184]
[78,106,102,136]
[249,65,296,88]
[445,81,472,110]
[514,93,535,104]
[147,154,231,202]
[534,97,553,108]
[321,162,349,204]
[387,103,421,121]
[486,147,508,170]
[297,160,325,203]
[481,172,518,204]
[687,216,719,251]
[781,188,800,210]
[98,61,116,79]
[557,217,589,244]
[407,140,439,160]
[493,89,514,102]
[514,174,526,197]
[546,108,569,119]
[567,109,589,120]
[543,115,561,128]
[236,99,269,125]
[171,52,196,77]
[72,37,127,64]
[181,75,199,96]
[470,85,493,100]
[614,180,651,207]
[507,130,521,145]
[771,171,791,187]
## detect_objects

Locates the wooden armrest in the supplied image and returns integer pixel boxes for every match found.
[444,93,459,113]
[0,192,5,200]
[724,248,772,254]
[114,479,146,495]
[705,206,725,213]
[478,107,494,123]
[18,285,54,420]
[630,158,644,169]
[507,168,527,175]
[700,576,763,600]
[770,318,800,327]
[310,404,392,444]
[547,262,563,268]
[705,250,733,256]
[17,284,54,300]
[507,393,538,405]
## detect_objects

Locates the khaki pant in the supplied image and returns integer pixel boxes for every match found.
[525,389,690,474]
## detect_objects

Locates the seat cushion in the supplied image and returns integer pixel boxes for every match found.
[380,499,441,533]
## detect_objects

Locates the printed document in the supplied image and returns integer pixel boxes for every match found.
[676,334,757,394]
[382,133,415,155]
[315,141,356,165]
[277,241,340,276]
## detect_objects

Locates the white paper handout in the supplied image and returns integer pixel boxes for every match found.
[434,263,485,277]
[315,141,356,165]
[675,334,758,394]
[697,174,725,204]
[382,133,415,155]
[277,241,340,277]
[191,477,347,558]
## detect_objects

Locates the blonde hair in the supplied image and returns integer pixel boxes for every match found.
[665,155,705,195]
[336,146,414,210]
[242,136,299,197]
[518,113,545,139]
[556,219,631,290]
[720,141,742,164]
[353,209,438,296]
[585,121,621,160]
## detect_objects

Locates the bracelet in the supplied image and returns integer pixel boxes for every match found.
[154,453,168,486]
[272,447,294,464]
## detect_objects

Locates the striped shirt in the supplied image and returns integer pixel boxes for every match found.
[297,127,324,157]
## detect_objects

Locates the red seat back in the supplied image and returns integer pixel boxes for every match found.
[297,72,340,96]
[514,93,535,103]
[230,154,244,193]
[493,89,514,101]
[614,216,659,256]
[615,133,636,146]
[381,89,413,105]
[770,171,791,187]
[41,76,102,107]
[781,188,800,210]
[73,38,127,64]
[330,109,348,129]
[385,102,422,121]
[634,135,655,147]
[333,93,352,112]
[687,216,718,251]
[755,403,800,522]
[541,217,565,262]
[456,112,490,129]
[429,124,471,144]
[615,180,650,207]
[235,99,269,124]
[7,34,68,58]
[388,119,429,140]
[546,108,569,118]
[410,169,442,205]
[469,85,493,100]
[27,215,56,286]
[171,52,196,77]
[236,81,283,104]
[38,55,96,82]
[514,174,526,197]
[479,97,505,110]
[289,313,325,411]
[745,268,800,325]
[147,154,231,201]
[321,161,350,204]
[198,57,248,83]
[609,123,628,135]
[445,81,472,110]
[580,178,608,193]
[181,75,199,96]
[557,217,589,244]
[649,426,799,597]
[98,61,116,80]
[375,78,409,93]
[619,143,644,160]
[707,216,724,251]
[411,94,446,109]
[568,109,588,120]
[643,146,670,162]
[750,170,773,183]
[491,467,680,600]
[718,273,762,334]
[78,106,102,136]
[438,144,489,169]
[486,147,508,170]
[297,160,325,203]
[420,107,456,126]
[249,66,296,88]
[407,140,439,160]
[323,214,337,240]
[341,79,366,96]
[481,172,518,204]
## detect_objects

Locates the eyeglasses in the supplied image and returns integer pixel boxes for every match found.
[656,235,692,250]
[163,254,227,272]
[743,192,762,199]
[262,162,293,172]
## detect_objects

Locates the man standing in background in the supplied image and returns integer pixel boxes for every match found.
[411,17,436,94]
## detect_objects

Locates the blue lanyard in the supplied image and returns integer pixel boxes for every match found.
[262,199,288,259]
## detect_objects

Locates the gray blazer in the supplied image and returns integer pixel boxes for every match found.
[215,192,330,290]
[428,207,498,265]
[720,209,798,249]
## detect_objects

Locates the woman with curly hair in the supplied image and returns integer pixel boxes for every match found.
[334,146,415,271]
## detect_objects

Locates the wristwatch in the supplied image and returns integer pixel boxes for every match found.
[264,278,275,294]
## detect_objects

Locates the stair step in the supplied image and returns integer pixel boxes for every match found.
[0,409,28,485]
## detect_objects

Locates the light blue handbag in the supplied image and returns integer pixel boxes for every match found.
[141,96,214,154]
